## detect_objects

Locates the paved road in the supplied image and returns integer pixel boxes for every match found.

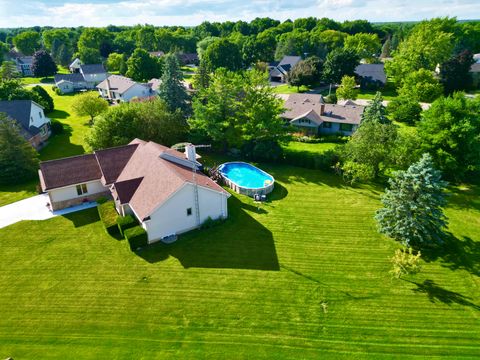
[0,194,98,229]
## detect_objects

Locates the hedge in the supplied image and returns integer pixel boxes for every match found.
[97,201,119,235]
[116,215,137,236]
[125,226,148,251]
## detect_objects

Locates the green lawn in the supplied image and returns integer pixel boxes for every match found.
[40,86,91,161]
[357,85,398,101]
[0,86,91,206]
[20,66,70,85]
[283,141,338,154]
[0,164,478,359]
[273,84,312,94]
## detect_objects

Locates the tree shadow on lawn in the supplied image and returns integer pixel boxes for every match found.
[48,109,70,120]
[40,124,85,161]
[406,279,480,310]
[62,207,99,228]
[420,233,480,277]
[446,185,480,212]
[135,196,279,271]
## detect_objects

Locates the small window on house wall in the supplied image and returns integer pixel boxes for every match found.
[39,112,42,118]
[76,183,88,196]
[186,208,192,216]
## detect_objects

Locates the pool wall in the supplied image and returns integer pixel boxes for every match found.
[218,162,275,197]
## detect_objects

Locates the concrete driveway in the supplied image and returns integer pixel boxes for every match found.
[0,194,98,229]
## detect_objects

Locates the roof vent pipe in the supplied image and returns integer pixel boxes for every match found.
[185,144,196,162]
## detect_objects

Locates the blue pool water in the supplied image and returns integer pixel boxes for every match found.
[219,162,274,189]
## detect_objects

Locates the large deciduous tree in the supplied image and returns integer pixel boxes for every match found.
[336,75,358,100]
[375,153,448,247]
[323,48,359,84]
[12,31,41,55]
[202,38,242,72]
[86,99,187,150]
[31,50,57,78]
[72,92,108,124]
[287,56,323,89]
[30,86,54,113]
[189,69,286,152]
[398,69,443,103]
[439,50,475,94]
[126,48,162,82]
[344,33,381,63]
[417,93,480,182]
[0,113,40,185]
[385,18,456,85]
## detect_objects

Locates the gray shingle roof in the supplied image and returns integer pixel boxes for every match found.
[0,100,43,138]
[96,75,139,94]
[355,64,387,84]
[54,73,85,84]
[80,64,106,74]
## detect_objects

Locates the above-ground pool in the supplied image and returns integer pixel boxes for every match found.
[218,162,274,197]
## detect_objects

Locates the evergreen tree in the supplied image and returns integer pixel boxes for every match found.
[57,44,73,67]
[361,92,389,124]
[0,113,40,185]
[381,37,391,58]
[192,60,210,90]
[31,50,57,77]
[158,54,189,113]
[375,153,448,246]
[0,61,19,80]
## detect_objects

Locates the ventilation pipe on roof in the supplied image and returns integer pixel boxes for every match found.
[185,143,197,163]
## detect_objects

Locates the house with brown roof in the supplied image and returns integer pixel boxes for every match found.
[282,94,365,135]
[97,75,154,102]
[38,139,230,243]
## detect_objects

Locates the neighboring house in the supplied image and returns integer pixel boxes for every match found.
[38,139,230,243]
[177,53,199,66]
[147,78,161,94]
[14,56,34,76]
[0,100,51,149]
[354,64,387,88]
[268,56,302,83]
[282,94,364,136]
[54,64,108,94]
[69,58,83,73]
[97,75,154,102]
[471,54,480,88]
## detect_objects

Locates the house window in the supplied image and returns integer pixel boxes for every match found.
[186,208,192,216]
[39,112,42,118]
[322,122,332,128]
[340,123,354,132]
[76,183,88,196]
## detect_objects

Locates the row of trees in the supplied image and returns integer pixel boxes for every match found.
[338,91,480,184]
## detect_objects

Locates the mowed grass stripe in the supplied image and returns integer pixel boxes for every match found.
[0,165,478,358]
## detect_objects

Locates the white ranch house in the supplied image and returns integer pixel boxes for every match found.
[97,75,155,102]
[38,140,230,243]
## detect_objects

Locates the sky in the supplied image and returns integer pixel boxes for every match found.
[0,0,479,28]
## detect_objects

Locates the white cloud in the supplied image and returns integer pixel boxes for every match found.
[0,0,478,28]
